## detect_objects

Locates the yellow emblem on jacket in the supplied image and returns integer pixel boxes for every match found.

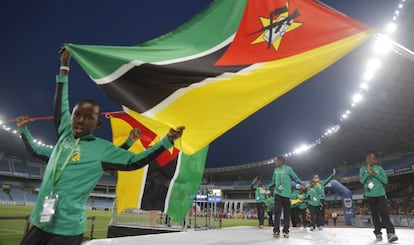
[71,151,81,162]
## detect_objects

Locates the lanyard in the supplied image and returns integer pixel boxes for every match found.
[50,137,80,194]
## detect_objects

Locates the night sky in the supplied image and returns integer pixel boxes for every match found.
[0,0,400,167]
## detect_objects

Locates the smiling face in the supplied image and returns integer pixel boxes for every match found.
[71,101,101,138]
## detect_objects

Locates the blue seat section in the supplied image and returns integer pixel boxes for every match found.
[0,159,10,172]
[99,175,117,185]
[10,190,26,202]
[93,198,114,208]
[13,161,41,176]
[25,192,38,202]
[0,189,10,201]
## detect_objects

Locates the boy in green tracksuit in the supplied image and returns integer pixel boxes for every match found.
[313,168,336,227]
[297,184,308,227]
[267,156,302,238]
[360,153,398,243]
[265,193,274,227]
[290,187,300,227]
[306,179,323,231]
[17,47,185,245]
[251,176,267,228]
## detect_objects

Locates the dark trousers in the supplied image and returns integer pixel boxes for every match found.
[290,207,300,227]
[367,196,395,235]
[20,226,83,245]
[256,202,265,226]
[317,199,326,227]
[298,208,307,227]
[309,205,323,229]
[267,211,274,226]
[273,194,291,234]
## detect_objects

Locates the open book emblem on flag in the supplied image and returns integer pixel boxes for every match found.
[250,5,302,51]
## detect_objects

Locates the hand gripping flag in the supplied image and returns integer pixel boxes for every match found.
[110,113,208,222]
[66,0,374,155]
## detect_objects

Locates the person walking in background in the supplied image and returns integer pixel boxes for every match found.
[265,192,275,227]
[360,153,398,242]
[313,168,336,228]
[306,178,323,231]
[290,186,300,227]
[297,184,309,228]
[267,156,302,238]
[250,176,266,228]
[17,47,184,245]
[331,212,338,226]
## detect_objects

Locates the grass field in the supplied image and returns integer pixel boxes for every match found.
[0,205,258,245]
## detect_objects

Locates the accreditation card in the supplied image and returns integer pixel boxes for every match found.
[39,195,59,224]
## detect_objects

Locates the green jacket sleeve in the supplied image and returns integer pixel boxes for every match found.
[289,167,302,184]
[359,166,369,184]
[374,166,388,185]
[101,136,174,171]
[18,126,53,161]
[321,173,334,186]
[55,75,72,137]
[119,137,134,150]
[267,170,275,189]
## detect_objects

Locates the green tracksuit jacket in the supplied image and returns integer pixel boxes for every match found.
[267,165,302,198]
[250,184,266,203]
[316,173,334,200]
[306,184,323,207]
[18,75,173,236]
[359,165,388,197]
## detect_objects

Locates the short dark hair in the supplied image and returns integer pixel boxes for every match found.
[75,99,102,115]
[276,155,285,163]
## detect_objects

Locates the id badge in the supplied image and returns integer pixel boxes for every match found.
[39,195,58,224]
[367,182,374,190]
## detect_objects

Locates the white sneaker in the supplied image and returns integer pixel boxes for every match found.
[387,233,398,242]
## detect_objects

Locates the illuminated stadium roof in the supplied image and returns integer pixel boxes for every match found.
[204,50,414,181]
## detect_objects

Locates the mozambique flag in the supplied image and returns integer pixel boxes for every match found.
[66,0,374,155]
[110,113,208,222]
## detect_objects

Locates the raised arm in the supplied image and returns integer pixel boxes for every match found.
[359,166,369,184]
[289,167,302,185]
[16,116,53,161]
[101,127,185,171]
[119,128,141,150]
[54,47,72,137]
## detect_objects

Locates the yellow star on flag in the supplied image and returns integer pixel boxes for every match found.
[251,11,303,51]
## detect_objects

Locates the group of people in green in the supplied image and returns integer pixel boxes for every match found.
[251,154,398,243]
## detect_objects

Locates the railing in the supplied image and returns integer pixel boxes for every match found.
[351,214,414,228]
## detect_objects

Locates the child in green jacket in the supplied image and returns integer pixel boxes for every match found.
[17,47,184,245]
[306,178,323,231]
[360,153,397,242]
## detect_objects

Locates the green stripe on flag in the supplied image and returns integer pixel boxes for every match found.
[65,0,247,80]
[166,145,209,222]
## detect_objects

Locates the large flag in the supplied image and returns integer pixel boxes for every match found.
[110,113,208,222]
[66,0,374,155]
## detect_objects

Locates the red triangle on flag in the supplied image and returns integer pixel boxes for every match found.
[112,114,179,166]
[216,0,370,66]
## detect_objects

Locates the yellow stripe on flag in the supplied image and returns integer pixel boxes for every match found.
[110,116,147,215]
[127,31,373,155]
